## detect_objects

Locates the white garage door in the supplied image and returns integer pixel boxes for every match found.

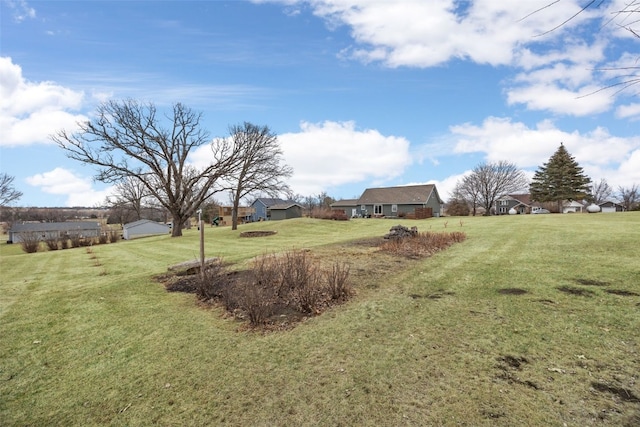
[601,207,616,213]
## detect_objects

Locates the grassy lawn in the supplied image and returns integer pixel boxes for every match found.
[1,214,639,426]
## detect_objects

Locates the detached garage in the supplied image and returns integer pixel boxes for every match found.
[123,219,170,240]
[599,201,625,213]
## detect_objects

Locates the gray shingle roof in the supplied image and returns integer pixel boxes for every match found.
[358,184,441,205]
[10,221,101,233]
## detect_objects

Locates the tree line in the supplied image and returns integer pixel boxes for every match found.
[447,143,639,215]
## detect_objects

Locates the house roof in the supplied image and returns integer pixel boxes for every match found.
[123,219,169,230]
[358,184,442,205]
[10,221,101,233]
[497,194,543,208]
[269,203,303,210]
[253,198,291,207]
[330,199,359,208]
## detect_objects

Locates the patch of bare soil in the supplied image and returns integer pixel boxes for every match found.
[591,382,640,403]
[605,289,640,297]
[239,230,277,238]
[498,288,528,295]
[575,278,609,286]
[536,299,556,304]
[557,285,595,297]
[495,355,539,390]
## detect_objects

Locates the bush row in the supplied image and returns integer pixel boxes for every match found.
[20,231,119,253]
[196,250,352,326]
[380,231,467,258]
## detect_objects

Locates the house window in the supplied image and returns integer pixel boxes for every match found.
[391,204,397,213]
[374,204,383,215]
[361,205,366,211]
[500,200,508,205]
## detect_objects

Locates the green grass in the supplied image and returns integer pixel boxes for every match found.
[1,214,639,426]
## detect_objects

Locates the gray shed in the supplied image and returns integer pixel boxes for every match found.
[122,219,170,240]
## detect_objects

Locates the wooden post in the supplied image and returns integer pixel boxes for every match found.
[199,218,205,279]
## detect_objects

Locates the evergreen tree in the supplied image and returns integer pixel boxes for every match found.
[530,143,591,212]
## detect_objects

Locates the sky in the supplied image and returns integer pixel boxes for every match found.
[1,0,639,207]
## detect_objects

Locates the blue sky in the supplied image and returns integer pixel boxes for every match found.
[1,0,639,207]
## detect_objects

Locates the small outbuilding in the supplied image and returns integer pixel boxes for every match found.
[268,203,304,221]
[122,219,170,240]
[598,201,625,213]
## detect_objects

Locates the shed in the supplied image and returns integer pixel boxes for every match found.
[8,221,101,244]
[268,203,304,221]
[122,219,170,240]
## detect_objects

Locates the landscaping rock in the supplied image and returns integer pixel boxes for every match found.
[384,225,418,239]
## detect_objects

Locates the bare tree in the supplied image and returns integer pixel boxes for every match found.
[52,100,242,237]
[618,184,639,211]
[591,178,613,204]
[456,161,529,216]
[453,175,481,216]
[106,177,149,221]
[223,122,293,230]
[0,173,23,207]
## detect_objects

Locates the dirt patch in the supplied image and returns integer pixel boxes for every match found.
[536,299,556,304]
[239,230,277,238]
[605,289,640,297]
[591,382,640,403]
[557,285,595,297]
[498,288,528,295]
[495,355,539,390]
[575,278,609,286]
[498,355,529,369]
[410,291,455,300]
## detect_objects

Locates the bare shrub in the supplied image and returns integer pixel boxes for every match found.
[59,237,69,249]
[69,234,82,248]
[326,261,352,300]
[380,231,467,258]
[45,238,59,251]
[196,259,231,301]
[19,232,41,253]
[109,231,119,243]
[98,233,108,244]
[233,280,276,326]
[79,237,95,247]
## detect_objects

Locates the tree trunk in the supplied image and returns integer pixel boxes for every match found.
[171,213,184,237]
[231,195,240,230]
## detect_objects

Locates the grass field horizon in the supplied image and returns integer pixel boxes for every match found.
[1,213,639,426]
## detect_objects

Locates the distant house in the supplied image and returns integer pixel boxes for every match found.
[268,203,304,220]
[213,206,256,225]
[494,194,542,215]
[251,198,297,221]
[8,221,101,244]
[353,184,443,218]
[562,200,585,214]
[599,201,625,213]
[122,219,170,240]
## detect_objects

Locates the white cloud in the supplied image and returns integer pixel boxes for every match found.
[4,0,36,23]
[25,167,115,207]
[264,1,636,117]
[616,103,640,120]
[188,120,412,196]
[447,116,640,190]
[0,57,88,146]
[280,120,412,195]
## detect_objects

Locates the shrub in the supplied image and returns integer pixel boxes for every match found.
[19,232,41,253]
[380,231,467,258]
[109,231,119,243]
[326,261,352,300]
[98,233,108,244]
[233,280,276,326]
[59,237,69,249]
[196,259,230,301]
[45,238,59,251]
[69,234,82,248]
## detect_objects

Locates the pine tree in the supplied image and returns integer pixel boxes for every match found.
[530,143,592,212]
